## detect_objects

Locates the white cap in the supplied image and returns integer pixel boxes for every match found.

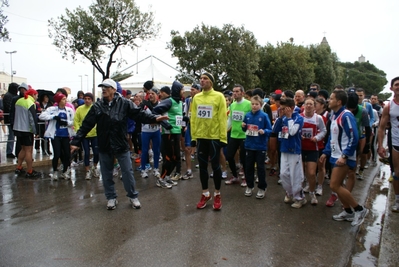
[98,79,117,89]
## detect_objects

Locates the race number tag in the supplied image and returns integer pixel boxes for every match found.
[176,115,183,126]
[232,111,244,121]
[280,126,289,139]
[331,141,336,152]
[302,128,313,139]
[246,124,259,136]
[197,105,213,119]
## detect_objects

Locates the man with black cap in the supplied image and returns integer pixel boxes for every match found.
[2,82,19,158]
[70,78,169,210]
[346,92,370,181]
[191,72,227,210]
[9,83,29,160]
[153,81,185,188]
[143,80,154,101]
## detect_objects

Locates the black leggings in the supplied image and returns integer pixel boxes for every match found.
[51,136,71,172]
[131,129,141,154]
[226,138,246,178]
[161,134,181,177]
[197,139,222,190]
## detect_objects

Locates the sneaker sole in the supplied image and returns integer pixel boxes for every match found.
[156,183,172,189]
[256,195,265,199]
[213,205,222,211]
[197,198,212,209]
[332,217,354,222]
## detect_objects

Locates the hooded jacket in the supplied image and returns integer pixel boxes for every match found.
[153,81,183,134]
[3,83,19,123]
[71,92,159,154]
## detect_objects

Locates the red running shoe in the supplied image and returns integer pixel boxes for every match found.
[197,194,212,209]
[213,194,222,211]
[326,194,338,207]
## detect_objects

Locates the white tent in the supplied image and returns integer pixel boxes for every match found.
[118,55,193,94]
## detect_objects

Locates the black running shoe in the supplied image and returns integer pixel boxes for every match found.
[25,170,42,178]
[15,168,26,175]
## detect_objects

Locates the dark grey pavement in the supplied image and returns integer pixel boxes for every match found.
[0,152,396,267]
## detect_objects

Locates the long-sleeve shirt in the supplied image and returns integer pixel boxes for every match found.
[323,107,359,161]
[191,88,227,144]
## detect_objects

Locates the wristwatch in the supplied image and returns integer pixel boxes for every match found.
[341,154,348,159]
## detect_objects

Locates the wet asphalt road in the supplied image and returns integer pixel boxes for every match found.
[0,161,379,267]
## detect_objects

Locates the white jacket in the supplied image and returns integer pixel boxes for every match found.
[39,106,75,139]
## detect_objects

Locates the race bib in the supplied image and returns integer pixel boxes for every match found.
[176,115,183,126]
[302,128,313,139]
[246,124,259,136]
[197,105,213,119]
[232,111,244,121]
[279,126,289,139]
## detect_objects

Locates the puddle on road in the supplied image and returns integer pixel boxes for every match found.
[350,164,391,267]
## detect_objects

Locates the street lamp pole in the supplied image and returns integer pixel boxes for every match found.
[78,75,82,91]
[5,51,17,82]
[85,74,88,91]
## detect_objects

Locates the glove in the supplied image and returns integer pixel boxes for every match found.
[363,143,370,154]
[220,141,227,148]
[190,140,197,148]
[59,120,68,127]
[160,121,173,130]
[53,116,61,122]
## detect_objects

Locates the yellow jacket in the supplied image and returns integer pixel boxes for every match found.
[191,88,227,144]
[74,104,97,138]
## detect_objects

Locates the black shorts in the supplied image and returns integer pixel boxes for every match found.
[16,133,34,146]
[302,150,319,163]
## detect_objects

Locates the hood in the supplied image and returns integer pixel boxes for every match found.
[171,81,183,102]
[7,82,19,95]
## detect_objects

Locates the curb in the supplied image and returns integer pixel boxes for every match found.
[0,159,52,174]
[378,178,399,267]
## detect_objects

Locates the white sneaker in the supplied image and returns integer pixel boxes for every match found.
[107,199,118,210]
[153,168,161,178]
[91,166,100,178]
[310,193,318,205]
[332,210,354,222]
[351,208,369,226]
[291,198,307,208]
[61,167,71,180]
[240,179,247,187]
[303,184,309,193]
[171,173,181,181]
[222,171,227,179]
[165,176,178,186]
[141,170,149,178]
[256,189,266,199]
[284,195,293,203]
[315,187,323,196]
[71,161,79,167]
[391,202,399,213]
[113,166,120,177]
[244,186,253,197]
[85,170,92,180]
[130,198,141,209]
[182,171,193,180]
[52,171,58,181]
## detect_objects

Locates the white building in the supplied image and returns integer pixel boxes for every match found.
[0,72,27,95]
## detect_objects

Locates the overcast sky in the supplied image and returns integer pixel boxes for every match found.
[1,0,398,97]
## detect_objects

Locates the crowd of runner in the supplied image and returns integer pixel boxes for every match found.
[2,74,399,228]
